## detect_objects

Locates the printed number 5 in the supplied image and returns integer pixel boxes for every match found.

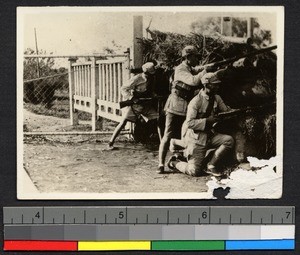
[119,211,124,219]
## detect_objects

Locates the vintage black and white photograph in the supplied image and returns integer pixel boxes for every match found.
[17,6,284,199]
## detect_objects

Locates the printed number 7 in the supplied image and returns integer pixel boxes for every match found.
[286,212,291,219]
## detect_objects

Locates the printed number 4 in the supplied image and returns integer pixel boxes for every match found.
[35,212,40,219]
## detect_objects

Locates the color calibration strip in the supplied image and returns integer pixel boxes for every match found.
[4,240,294,251]
[3,206,295,251]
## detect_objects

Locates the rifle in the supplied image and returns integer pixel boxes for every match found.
[119,97,153,109]
[203,45,277,70]
[214,102,275,123]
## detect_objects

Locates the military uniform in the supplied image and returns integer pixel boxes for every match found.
[158,61,206,170]
[108,62,158,150]
[174,89,234,176]
[121,73,158,122]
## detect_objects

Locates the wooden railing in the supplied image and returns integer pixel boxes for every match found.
[68,54,131,131]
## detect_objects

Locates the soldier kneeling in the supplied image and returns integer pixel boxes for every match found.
[167,72,234,177]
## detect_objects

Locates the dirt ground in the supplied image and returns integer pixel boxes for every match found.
[23,110,211,194]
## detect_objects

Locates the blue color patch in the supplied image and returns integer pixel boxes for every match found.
[226,240,295,250]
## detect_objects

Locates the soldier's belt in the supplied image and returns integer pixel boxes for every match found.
[174,85,195,101]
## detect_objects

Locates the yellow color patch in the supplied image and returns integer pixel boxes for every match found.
[78,241,151,251]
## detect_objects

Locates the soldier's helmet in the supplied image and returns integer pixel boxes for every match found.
[201,72,222,85]
[181,45,199,57]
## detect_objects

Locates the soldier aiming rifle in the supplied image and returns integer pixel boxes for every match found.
[167,99,275,177]
[157,45,209,173]
[107,62,159,150]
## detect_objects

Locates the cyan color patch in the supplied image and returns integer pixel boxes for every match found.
[226,240,295,250]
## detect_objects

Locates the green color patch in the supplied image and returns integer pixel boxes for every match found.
[151,241,225,251]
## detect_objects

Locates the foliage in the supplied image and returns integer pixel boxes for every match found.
[190,17,249,37]
[190,17,272,46]
[24,48,55,80]
[23,48,68,107]
[190,17,221,35]
[139,28,274,71]
[232,18,248,37]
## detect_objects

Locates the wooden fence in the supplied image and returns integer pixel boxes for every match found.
[68,54,131,131]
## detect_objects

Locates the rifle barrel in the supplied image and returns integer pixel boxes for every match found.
[217,102,276,118]
[208,45,277,68]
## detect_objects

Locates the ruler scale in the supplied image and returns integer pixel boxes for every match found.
[3,206,295,251]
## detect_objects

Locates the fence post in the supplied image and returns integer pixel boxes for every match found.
[123,51,134,137]
[125,50,131,80]
[247,17,255,38]
[68,57,78,126]
[91,57,99,131]
[133,16,143,69]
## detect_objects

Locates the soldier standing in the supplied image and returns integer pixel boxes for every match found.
[157,45,207,173]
